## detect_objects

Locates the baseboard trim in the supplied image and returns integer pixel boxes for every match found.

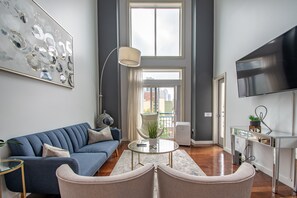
[121,138,129,142]
[252,162,293,188]
[223,147,293,188]
[191,139,214,146]
[224,147,231,154]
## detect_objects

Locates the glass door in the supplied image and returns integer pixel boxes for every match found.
[142,86,177,138]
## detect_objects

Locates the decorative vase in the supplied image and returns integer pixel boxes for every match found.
[96,110,114,128]
[149,138,157,145]
[249,121,261,133]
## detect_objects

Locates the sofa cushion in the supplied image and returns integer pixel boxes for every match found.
[42,143,70,157]
[88,127,113,144]
[8,128,74,156]
[78,140,119,158]
[64,123,91,152]
[70,153,107,176]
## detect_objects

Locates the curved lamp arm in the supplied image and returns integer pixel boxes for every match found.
[99,48,117,97]
[99,47,141,115]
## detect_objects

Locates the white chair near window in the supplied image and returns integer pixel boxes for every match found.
[137,113,164,139]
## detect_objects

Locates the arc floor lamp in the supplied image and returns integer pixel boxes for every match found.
[98,46,141,126]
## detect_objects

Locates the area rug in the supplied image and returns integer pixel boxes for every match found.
[111,149,206,198]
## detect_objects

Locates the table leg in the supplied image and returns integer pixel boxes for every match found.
[231,132,235,164]
[245,139,250,162]
[21,164,26,198]
[272,147,280,193]
[131,151,134,170]
[169,152,173,168]
[292,148,297,192]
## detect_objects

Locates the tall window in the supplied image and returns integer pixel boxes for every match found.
[142,69,183,138]
[130,2,182,57]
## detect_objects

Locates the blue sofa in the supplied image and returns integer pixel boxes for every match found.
[5,122,121,195]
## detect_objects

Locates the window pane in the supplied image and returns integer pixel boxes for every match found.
[131,8,155,56]
[156,9,180,56]
[143,71,180,80]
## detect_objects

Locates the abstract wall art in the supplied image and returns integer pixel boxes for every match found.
[0,0,74,88]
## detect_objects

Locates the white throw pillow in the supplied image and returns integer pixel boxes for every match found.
[88,127,113,144]
[42,143,70,157]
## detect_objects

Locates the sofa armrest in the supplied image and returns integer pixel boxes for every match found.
[93,127,122,141]
[5,156,79,195]
[110,128,122,141]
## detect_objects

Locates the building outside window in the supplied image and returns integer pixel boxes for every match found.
[142,69,183,138]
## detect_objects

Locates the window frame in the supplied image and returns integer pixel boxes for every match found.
[142,68,184,121]
[128,1,184,58]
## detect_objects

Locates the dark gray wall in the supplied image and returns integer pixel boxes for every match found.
[98,0,121,127]
[191,0,214,141]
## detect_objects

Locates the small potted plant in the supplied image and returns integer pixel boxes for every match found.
[147,121,158,146]
[0,139,22,161]
[249,115,261,132]
[0,139,21,147]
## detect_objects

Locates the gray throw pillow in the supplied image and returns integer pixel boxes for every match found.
[88,127,114,144]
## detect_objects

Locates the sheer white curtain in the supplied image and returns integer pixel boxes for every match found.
[127,67,143,141]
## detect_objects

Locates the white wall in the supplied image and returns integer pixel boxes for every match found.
[0,0,98,196]
[119,0,192,140]
[214,0,297,187]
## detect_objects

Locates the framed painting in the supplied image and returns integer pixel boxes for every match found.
[0,0,74,88]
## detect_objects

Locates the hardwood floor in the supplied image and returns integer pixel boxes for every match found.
[99,142,297,198]
[29,141,297,198]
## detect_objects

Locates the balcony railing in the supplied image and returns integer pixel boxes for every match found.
[159,112,175,138]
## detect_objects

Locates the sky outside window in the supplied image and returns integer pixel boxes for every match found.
[156,9,180,56]
[130,5,181,56]
[131,8,155,56]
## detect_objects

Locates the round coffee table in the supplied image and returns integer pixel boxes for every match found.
[128,139,179,170]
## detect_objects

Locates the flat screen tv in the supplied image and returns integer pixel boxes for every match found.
[236,26,297,97]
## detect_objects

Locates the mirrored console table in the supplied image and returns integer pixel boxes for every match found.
[231,126,297,193]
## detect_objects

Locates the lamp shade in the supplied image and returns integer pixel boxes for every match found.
[118,47,141,67]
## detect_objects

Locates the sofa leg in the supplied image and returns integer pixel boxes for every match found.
[116,148,119,157]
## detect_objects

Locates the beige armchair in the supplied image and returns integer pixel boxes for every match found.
[56,163,155,198]
[157,162,255,198]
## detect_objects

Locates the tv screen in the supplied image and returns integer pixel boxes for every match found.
[236,26,297,97]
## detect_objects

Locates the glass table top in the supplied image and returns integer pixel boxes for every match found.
[0,159,23,174]
[128,139,179,154]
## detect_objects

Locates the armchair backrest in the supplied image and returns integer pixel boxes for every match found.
[56,163,155,198]
[157,162,255,198]
[137,113,163,139]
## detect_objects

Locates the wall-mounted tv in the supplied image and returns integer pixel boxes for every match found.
[236,26,297,97]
